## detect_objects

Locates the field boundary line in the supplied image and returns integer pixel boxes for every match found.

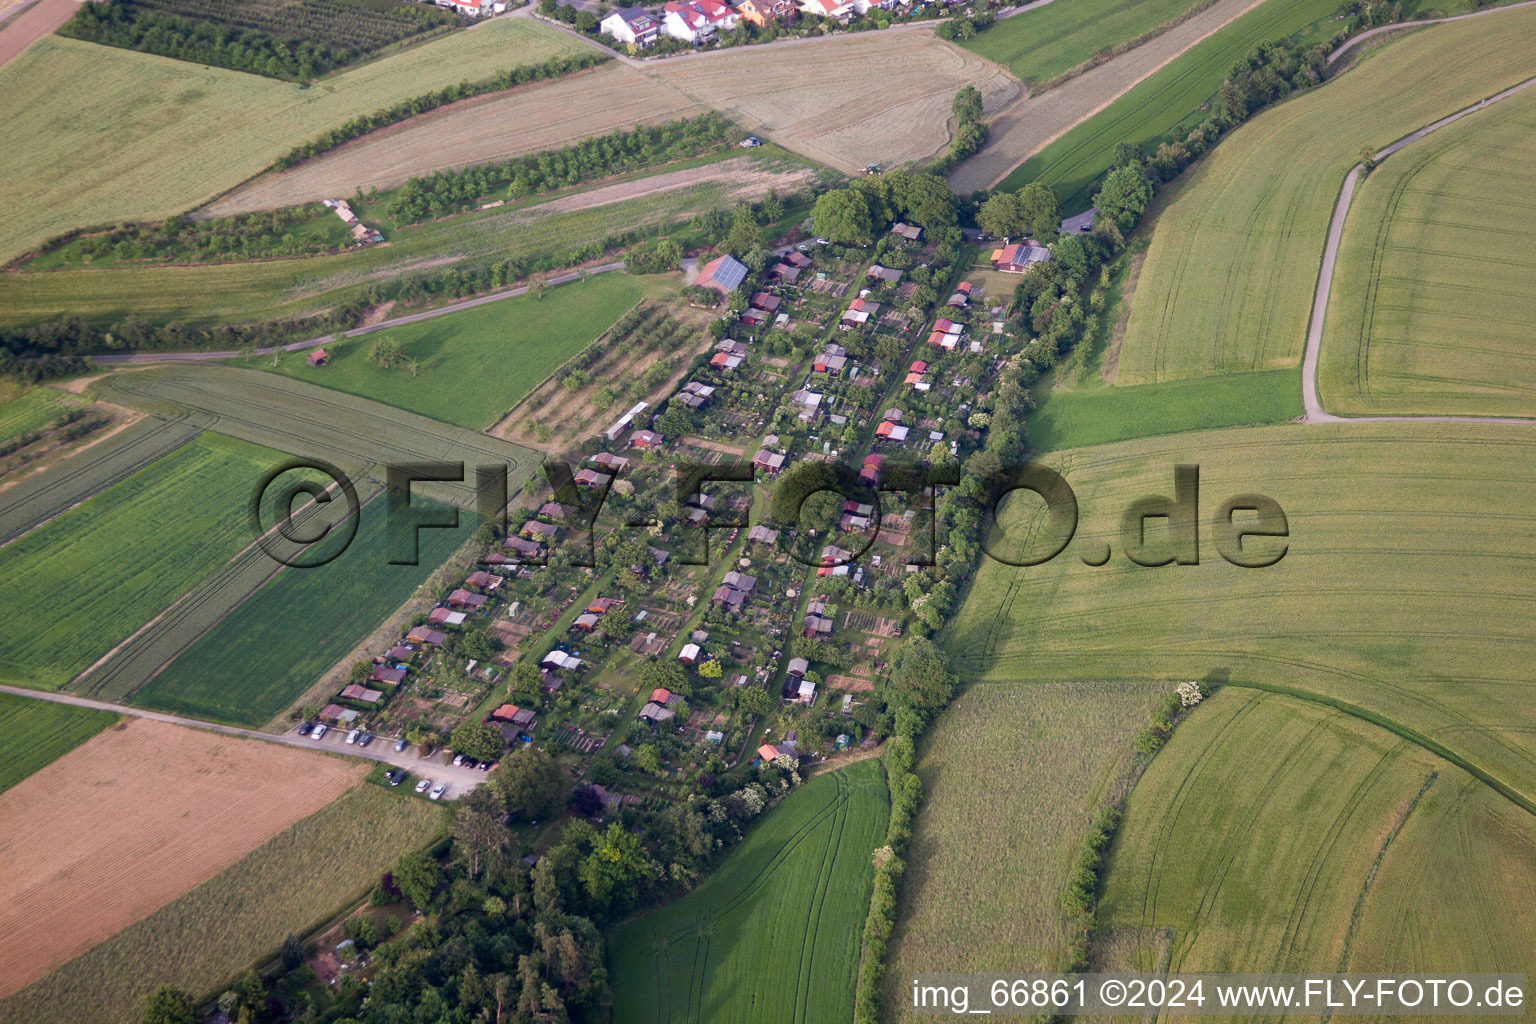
[1220,680,1536,821]
[1302,71,1536,424]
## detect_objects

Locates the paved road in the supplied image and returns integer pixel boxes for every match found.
[91,261,625,366]
[0,683,491,795]
[1301,72,1536,425]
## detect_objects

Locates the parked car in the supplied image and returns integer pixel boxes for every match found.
[740,135,761,148]
[297,722,313,736]
[453,754,465,767]
[390,770,405,787]
[394,738,409,752]
[415,778,432,794]
[429,783,447,801]
[345,729,360,744]
[357,733,372,747]
[479,761,494,772]
[312,724,328,740]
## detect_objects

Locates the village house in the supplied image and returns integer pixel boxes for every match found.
[736,0,795,23]
[447,588,487,611]
[599,6,660,46]
[797,0,856,18]
[661,0,737,41]
[340,683,384,704]
[696,253,749,294]
[428,607,467,627]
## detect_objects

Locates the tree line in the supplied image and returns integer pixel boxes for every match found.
[385,113,735,223]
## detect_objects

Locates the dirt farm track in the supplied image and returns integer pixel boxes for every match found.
[0,718,364,998]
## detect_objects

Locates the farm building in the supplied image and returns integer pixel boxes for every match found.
[306,349,328,367]
[696,253,749,293]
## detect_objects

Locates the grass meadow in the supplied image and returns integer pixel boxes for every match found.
[959,0,1206,88]
[607,759,889,1024]
[0,432,292,691]
[0,784,444,1024]
[264,273,652,429]
[0,695,116,793]
[947,422,1536,809]
[881,682,1168,1020]
[0,20,586,262]
[1097,689,1536,976]
[0,152,812,328]
[1114,8,1536,384]
[997,0,1341,202]
[1320,89,1536,418]
[133,496,476,726]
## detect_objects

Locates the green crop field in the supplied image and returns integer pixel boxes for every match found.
[264,273,653,429]
[882,682,1166,1020]
[0,432,295,691]
[608,759,890,1024]
[0,413,203,545]
[1097,689,1536,975]
[1114,9,1536,385]
[0,389,77,444]
[1320,90,1536,418]
[0,695,117,794]
[959,0,1207,88]
[997,0,1342,202]
[93,364,541,509]
[0,20,586,262]
[1027,369,1300,450]
[948,422,1536,808]
[0,784,444,1024]
[133,495,475,726]
[0,150,819,328]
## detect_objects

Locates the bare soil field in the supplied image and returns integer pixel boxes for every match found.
[0,718,363,996]
[645,31,1021,173]
[948,0,1264,191]
[0,0,77,70]
[209,63,703,214]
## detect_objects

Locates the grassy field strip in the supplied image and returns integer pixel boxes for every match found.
[1318,87,1536,417]
[0,152,823,328]
[0,432,299,691]
[948,422,1536,807]
[1114,7,1536,385]
[0,693,116,793]
[66,481,380,704]
[959,0,1210,88]
[608,760,889,1024]
[261,273,651,429]
[0,388,76,442]
[1026,369,1301,450]
[0,784,444,1024]
[132,494,476,727]
[998,0,1342,202]
[0,20,588,261]
[1098,690,1536,977]
[0,412,202,545]
[947,0,1265,193]
[882,682,1168,1020]
[94,365,541,508]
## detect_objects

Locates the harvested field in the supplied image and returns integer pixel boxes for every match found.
[0,783,442,1024]
[0,717,363,998]
[1320,88,1536,417]
[1115,8,1536,384]
[645,31,1021,173]
[513,155,819,217]
[0,20,586,261]
[948,0,1265,192]
[210,63,703,214]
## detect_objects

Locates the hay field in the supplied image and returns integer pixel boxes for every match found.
[949,422,1536,807]
[881,681,1167,1021]
[0,431,293,690]
[1114,7,1536,384]
[0,718,363,998]
[1098,689,1536,976]
[608,760,889,1024]
[947,0,1264,193]
[645,31,1020,173]
[0,19,585,260]
[210,63,702,214]
[1320,90,1536,417]
[960,0,1207,88]
[998,0,1342,201]
[0,783,442,1024]
[0,153,816,328]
